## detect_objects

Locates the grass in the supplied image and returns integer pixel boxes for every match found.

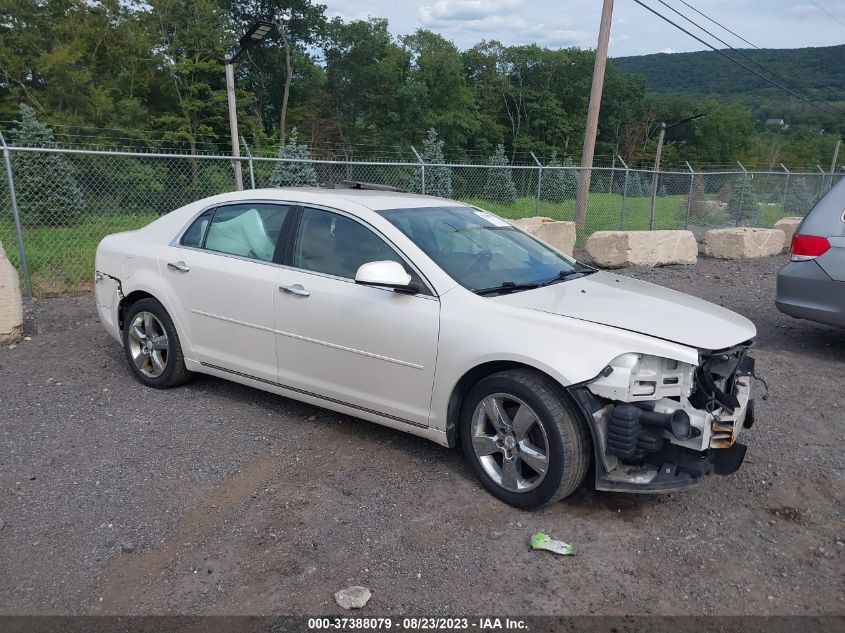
[0,212,158,296]
[0,194,790,296]
[460,193,687,235]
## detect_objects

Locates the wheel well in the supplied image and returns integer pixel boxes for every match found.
[117,290,156,331]
[446,361,571,448]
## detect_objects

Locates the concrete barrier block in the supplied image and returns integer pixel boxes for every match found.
[704,227,785,259]
[774,217,802,249]
[0,241,23,344]
[585,230,698,268]
[512,217,576,257]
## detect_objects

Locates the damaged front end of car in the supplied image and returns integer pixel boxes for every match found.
[568,342,758,493]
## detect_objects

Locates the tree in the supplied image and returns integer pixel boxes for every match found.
[410,128,452,197]
[784,176,815,215]
[228,0,327,144]
[268,127,318,187]
[682,174,706,219]
[401,30,479,149]
[147,0,229,159]
[627,171,650,197]
[725,177,759,226]
[541,152,578,202]
[482,144,517,204]
[10,104,85,226]
[320,17,409,150]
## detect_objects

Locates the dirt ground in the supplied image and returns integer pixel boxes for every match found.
[0,254,842,616]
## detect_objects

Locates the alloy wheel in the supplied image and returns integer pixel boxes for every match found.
[470,393,550,493]
[127,311,169,378]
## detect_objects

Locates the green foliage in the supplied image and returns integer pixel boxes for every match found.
[481,145,517,204]
[410,129,452,197]
[268,128,318,187]
[725,177,759,226]
[784,177,816,216]
[614,45,845,135]
[0,0,839,170]
[540,152,578,202]
[10,105,84,226]
[626,172,650,197]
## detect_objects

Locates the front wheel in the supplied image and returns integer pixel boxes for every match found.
[460,369,591,509]
[122,297,191,388]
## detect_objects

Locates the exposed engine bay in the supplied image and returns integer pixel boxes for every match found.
[570,342,757,492]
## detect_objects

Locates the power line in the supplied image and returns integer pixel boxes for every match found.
[807,0,845,29]
[675,0,759,49]
[654,0,845,116]
[632,0,844,120]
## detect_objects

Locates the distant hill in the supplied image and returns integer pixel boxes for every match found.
[613,45,845,125]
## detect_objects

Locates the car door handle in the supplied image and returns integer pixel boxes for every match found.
[279,283,310,297]
[167,261,190,273]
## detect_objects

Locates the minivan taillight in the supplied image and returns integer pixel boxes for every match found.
[791,234,830,261]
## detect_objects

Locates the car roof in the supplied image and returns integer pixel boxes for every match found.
[234,187,470,212]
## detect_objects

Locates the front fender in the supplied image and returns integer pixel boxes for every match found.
[429,289,698,434]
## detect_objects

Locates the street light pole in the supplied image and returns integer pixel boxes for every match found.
[648,122,666,230]
[222,20,275,193]
[225,55,243,191]
[647,113,706,229]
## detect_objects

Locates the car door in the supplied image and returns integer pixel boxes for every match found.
[159,201,295,382]
[273,206,440,427]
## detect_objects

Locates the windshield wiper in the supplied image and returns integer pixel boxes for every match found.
[473,281,541,296]
[539,268,596,287]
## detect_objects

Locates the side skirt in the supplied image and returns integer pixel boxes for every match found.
[189,359,451,447]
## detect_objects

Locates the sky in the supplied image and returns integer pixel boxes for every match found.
[319,0,845,57]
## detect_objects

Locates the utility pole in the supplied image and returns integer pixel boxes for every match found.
[648,122,666,230]
[575,0,614,229]
[829,138,841,192]
[225,56,244,191]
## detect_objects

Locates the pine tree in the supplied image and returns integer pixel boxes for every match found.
[726,177,759,226]
[410,128,452,198]
[10,104,84,226]
[482,144,517,204]
[268,128,318,187]
[682,174,707,220]
[541,152,579,202]
[784,177,815,216]
[626,171,648,197]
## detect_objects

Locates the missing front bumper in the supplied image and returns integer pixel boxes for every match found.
[568,382,754,494]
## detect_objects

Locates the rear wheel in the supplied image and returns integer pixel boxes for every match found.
[122,298,191,388]
[460,369,591,509]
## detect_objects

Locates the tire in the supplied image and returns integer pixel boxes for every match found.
[460,369,591,509]
[122,297,191,388]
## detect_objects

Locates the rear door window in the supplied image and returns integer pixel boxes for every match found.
[181,203,293,262]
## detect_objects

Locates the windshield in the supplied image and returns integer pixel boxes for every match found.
[380,206,591,293]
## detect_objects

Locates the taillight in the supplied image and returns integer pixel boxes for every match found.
[791,234,830,261]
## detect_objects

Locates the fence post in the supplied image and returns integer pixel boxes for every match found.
[816,165,825,201]
[411,146,425,195]
[617,154,629,230]
[684,161,695,229]
[0,132,32,298]
[780,163,790,217]
[241,138,256,189]
[737,161,749,226]
[530,152,543,217]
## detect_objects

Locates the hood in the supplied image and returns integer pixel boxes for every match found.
[492,271,756,351]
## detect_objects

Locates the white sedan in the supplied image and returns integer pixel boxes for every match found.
[95,188,758,508]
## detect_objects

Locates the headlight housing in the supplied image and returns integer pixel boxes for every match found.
[587,353,695,402]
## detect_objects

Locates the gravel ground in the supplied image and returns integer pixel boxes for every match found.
[0,253,842,616]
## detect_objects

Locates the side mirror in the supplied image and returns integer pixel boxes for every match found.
[355,260,417,293]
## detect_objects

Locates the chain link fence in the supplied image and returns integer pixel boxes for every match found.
[1,144,841,296]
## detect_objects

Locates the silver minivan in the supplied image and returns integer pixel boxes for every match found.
[776,176,845,327]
